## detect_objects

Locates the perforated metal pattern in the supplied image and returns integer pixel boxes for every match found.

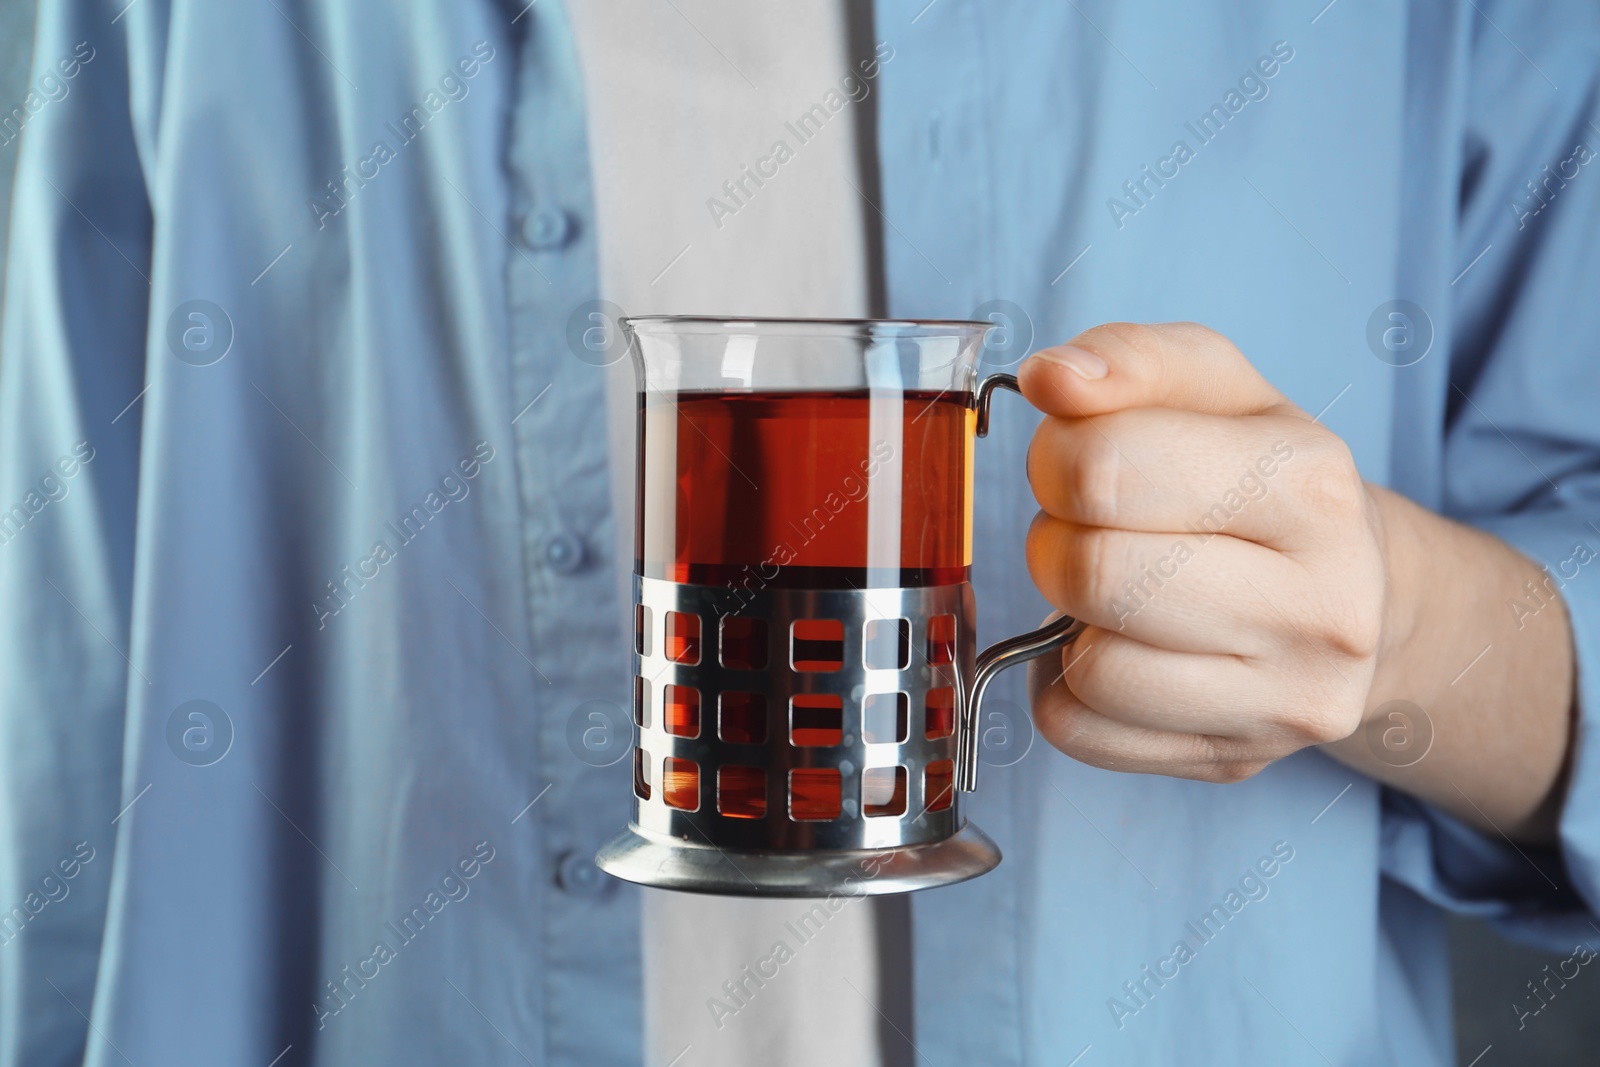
[630,576,975,852]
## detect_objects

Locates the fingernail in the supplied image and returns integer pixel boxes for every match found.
[1036,345,1108,381]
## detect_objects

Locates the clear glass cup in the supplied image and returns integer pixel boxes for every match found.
[597,317,1082,897]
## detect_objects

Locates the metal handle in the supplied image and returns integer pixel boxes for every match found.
[957,374,1087,791]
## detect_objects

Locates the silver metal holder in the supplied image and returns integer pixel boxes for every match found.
[595,822,1002,897]
[597,573,1081,896]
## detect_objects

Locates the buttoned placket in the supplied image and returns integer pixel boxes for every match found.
[503,5,641,1065]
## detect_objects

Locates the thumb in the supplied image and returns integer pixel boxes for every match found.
[1016,321,1293,419]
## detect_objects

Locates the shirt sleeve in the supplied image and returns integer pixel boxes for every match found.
[1378,0,1600,951]
[0,2,155,1063]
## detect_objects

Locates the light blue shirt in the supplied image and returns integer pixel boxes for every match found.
[3,1,1599,1064]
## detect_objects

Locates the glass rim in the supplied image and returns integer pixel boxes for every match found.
[622,315,993,335]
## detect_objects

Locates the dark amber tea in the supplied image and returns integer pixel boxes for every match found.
[636,390,974,590]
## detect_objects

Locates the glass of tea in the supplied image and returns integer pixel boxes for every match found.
[597,317,1082,897]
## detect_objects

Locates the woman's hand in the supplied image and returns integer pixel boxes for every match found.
[1020,321,1389,783]
[1020,321,1576,844]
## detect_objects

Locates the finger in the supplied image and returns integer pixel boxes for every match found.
[1027,654,1266,782]
[1060,627,1329,743]
[1017,321,1297,420]
[1027,407,1354,549]
[1025,511,1299,656]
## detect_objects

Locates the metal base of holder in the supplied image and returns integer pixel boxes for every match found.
[595,822,1001,898]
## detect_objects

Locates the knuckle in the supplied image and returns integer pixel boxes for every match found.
[1065,525,1115,613]
[1025,432,1050,505]
[1277,700,1350,746]
[1203,755,1273,790]
[1301,708,1356,746]
[1071,433,1125,526]
[1029,420,1083,516]
[1077,321,1160,366]
[1025,514,1065,606]
[1292,432,1364,515]
[1193,735,1268,783]
[1312,594,1383,661]
[1209,760,1268,784]
[1169,320,1221,342]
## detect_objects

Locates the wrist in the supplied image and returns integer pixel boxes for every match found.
[1362,484,1425,722]
[1322,484,1575,842]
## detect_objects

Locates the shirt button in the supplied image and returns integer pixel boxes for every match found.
[522,207,575,250]
[555,850,612,897]
[543,531,585,574]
